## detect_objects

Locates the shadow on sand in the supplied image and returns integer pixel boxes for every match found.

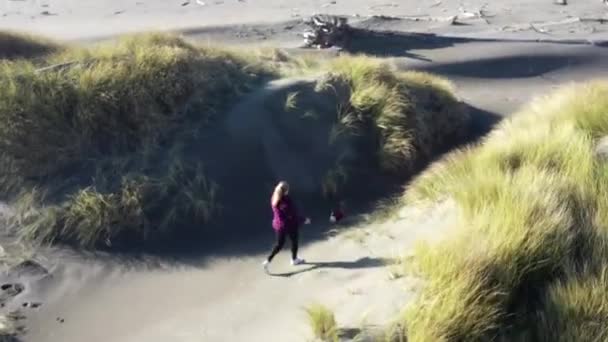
[462,103,501,143]
[268,256,390,277]
[343,28,608,59]
[341,28,608,82]
[410,53,598,79]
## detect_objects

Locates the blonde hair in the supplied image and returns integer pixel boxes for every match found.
[271,181,289,207]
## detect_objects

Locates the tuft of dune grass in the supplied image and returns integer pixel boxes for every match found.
[0,31,61,60]
[17,162,220,247]
[0,312,24,341]
[398,81,608,341]
[315,56,469,197]
[305,303,339,342]
[536,265,608,342]
[0,32,268,248]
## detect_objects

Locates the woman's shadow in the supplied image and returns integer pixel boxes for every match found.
[268,256,390,277]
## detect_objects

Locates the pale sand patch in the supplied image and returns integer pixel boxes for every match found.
[0,0,607,42]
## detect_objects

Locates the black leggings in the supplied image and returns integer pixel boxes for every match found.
[267,229,299,262]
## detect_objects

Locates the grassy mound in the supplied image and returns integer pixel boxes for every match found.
[308,56,469,197]
[1,33,270,248]
[0,32,469,250]
[0,31,61,59]
[401,81,608,341]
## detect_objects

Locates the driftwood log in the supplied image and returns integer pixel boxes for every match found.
[302,15,351,49]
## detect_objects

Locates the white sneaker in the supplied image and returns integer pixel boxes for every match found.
[291,258,305,266]
[262,260,270,273]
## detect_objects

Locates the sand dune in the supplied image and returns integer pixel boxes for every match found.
[1,1,608,341]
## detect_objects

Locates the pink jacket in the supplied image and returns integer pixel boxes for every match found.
[271,195,304,232]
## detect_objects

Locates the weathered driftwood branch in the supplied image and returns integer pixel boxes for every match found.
[35,60,79,73]
[302,14,351,49]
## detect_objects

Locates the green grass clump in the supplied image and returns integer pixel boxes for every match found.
[315,56,469,196]
[398,81,608,341]
[18,162,219,248]
[0,31,61,59]
[0,311,24,341]
[0,32,268,248]
[535,265,608,342]
[305,303,339,342]
[0,33,265,185]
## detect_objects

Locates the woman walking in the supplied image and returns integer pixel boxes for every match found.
[263,181,310,273]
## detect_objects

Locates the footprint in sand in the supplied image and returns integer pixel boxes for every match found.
[0,283,25,309]
[8,260,49,279]
[21,302,42,309]
[1,283,24,297]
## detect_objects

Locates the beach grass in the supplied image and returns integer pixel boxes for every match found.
[397,81,608,341]
[305,303,339,342]
[0,32,269,248]
[314,56,469,197]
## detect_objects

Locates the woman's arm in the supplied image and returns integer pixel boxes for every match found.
[286,197,310,225]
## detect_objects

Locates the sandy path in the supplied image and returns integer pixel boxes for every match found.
[22,204,454,342]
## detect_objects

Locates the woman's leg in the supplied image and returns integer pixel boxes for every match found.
[288,229,299,260]
[267,230,286,262]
